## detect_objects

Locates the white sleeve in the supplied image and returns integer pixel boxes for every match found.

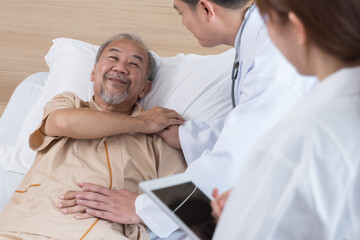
[135,193,179,238]
[179,117,226,164]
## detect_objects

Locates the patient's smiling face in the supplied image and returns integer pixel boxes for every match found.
[91,39,151,113]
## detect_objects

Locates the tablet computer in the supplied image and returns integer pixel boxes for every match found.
[139,173,216,240]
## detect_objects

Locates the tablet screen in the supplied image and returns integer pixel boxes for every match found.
[152,181,216,240]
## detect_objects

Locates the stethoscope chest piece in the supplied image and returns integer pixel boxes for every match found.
[231,60,239,108]
[232,61,239,81]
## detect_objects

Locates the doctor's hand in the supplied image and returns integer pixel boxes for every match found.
[157,125,181,149]
[136,106,184,134]
[210,188,231,222]
[57,183,143,224]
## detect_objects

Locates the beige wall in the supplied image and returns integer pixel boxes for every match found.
[0,0,229,115]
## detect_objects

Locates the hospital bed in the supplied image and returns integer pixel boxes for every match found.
[0,0,233,213]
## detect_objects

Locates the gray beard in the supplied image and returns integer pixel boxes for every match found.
[100,87,128,104]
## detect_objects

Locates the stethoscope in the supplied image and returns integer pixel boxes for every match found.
[231,4,256,108]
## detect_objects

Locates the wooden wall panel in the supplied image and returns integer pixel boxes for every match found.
[0,0,229,115]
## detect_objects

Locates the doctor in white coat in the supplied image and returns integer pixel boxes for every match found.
[213,0,360,239]
[135,1,316,237]
[57,0,317,238]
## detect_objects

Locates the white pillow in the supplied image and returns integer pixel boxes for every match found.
[0,72,48,146]
[141,51,234,121]
[0,38,234,173]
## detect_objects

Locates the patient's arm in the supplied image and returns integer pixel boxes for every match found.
[43,106,184,139]
[157,125,181,149]
[57,183,143,224]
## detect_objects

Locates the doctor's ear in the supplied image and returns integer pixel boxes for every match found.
[199,0,216,22]
[288,12,307,46]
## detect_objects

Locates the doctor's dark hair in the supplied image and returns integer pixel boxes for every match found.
[257,0,360,62]
[180,0,253,10]
[95,33,156,81]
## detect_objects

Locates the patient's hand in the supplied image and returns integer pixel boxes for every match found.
[57,190,91,219]
[58,183,142,224]
[137,106,184,134]
[210,188,231,222]
[157,125,181,149]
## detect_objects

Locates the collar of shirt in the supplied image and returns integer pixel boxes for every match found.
[234,6,265,64]
[89,97,143,116]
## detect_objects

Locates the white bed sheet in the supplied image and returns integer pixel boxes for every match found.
[0,165,24,212]
[0,72,48,212]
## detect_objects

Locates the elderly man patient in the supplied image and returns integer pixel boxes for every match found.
[0,33,186,239]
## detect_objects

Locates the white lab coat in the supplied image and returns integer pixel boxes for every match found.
[214,66,360,240]
[136,7,317,238]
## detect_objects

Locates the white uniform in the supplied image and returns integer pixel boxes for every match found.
[214,66,360,240]
[136,7,317,238]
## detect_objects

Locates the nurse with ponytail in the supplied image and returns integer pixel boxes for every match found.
[213,0,360,239]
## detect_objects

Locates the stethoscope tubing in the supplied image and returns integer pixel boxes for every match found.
[231,4,256,108]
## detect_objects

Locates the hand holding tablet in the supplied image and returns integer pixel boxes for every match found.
[139,173,216,240]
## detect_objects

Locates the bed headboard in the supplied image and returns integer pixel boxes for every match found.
[0,0,229,115]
